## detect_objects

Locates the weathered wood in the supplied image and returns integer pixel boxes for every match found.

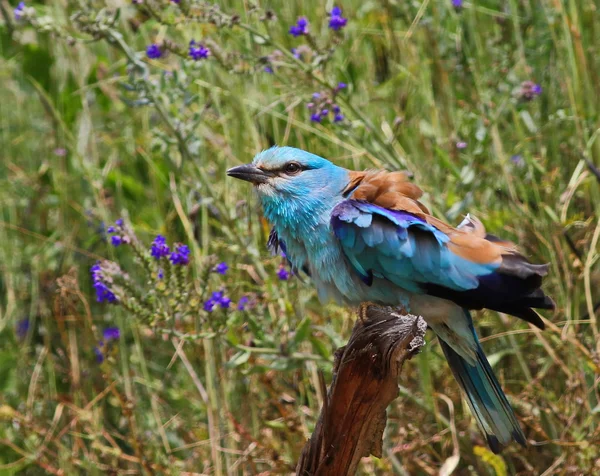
[296,305,427,476]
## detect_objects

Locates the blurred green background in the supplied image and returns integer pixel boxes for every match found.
[1,0,599,474]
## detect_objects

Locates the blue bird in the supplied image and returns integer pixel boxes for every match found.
[227,146,554,453]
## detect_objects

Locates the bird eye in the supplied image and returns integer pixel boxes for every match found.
[284,162,302,175]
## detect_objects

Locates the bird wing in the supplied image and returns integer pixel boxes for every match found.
[331,171,553,327]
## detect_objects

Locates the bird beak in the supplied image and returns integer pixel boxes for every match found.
[227,164,272,184]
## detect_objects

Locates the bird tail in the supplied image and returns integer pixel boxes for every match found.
[439,310,526,453]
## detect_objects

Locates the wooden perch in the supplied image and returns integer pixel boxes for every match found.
[296,305,427,476]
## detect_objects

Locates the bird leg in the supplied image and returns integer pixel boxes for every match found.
[358,302,379,324]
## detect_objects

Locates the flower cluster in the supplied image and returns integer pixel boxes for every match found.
[277,265,290,281]
[94,326,121,364]
[328,6,347,31]
[91,262,117,303]
[289,16,309,37]
[146,44,162,59]
[189,40,210,60]
[519,80,542,101]
[170,244,190,266]
[14,2,26,20]
[307,84,346,123]
[151,235,170,259]
[107,218,126,247]
[451,0,464,10]
[203,290,232,312]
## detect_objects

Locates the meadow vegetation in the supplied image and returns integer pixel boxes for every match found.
[1,0,599,474]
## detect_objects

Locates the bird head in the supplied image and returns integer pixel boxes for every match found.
[227,146,349,232]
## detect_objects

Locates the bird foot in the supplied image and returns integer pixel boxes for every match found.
[357,301,379,324]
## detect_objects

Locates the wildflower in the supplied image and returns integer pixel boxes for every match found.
[333,104,340,113]
[94,281,117,303]
[171,0,180,3]
[328,6,348,31]
[150,235,170,259]
[158,269,164,280]
[14,2,25,20]
[211,290,224,301]
[91,262,117,303]
[103,327,120,341]
[310,113,322,123]
[456,141,467,149]
[511,155,525,167]
[264,66,274,74]
[203,299,215,312]
[336,82,347,90]
[94,346,104,363]
[170,244,190,265]
[16,318,29,339]
[146,44,162,59]
[292,48,301,59]
[237,296,249,311]
[277,266,290,281]
[334,113,344,122]
[519,81,542,101]
[312,92,321,99]
[107,226,116,233]
[111,235,122,247]
[215,262,228,275]
[189,40,210,60]
[289,16,309,37]
[115,218,124,227]
[452,0,463,9]
[219,296,231,309]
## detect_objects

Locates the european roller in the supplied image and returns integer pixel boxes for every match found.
[227,146,554,453]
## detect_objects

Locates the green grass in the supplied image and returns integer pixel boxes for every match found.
[1,0,599,474]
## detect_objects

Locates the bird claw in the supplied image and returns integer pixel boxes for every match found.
[358,301,378,324]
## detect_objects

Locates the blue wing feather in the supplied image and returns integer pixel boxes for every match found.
[330,200,498,293]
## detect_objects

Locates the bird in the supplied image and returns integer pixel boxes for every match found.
[227,146,554,453]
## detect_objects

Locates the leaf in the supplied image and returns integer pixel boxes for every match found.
[474,446,507,476]
[486,349,515,368]
[290,317,311,349]
[226,351,251,368]
[439,455,460,476]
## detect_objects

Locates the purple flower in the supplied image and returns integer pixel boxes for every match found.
[170,244,190,266]
[171,0,180,3]
[215,262,228,275]
[219,296,231,309]
[16,318,29,339]
[292,48,301,59]
[158,269,164,279]
[150,235,170,259]
[14,2,25,20]
[289,16,309,37]
[519,81,543,101]
[452,0,463,9]
[334,113,344,122]
[211,290,224,301]
[321,109,329,116]
[456,141,467,149]
[94,281,117,303]
[146,44,162,59]
[115,219,124,227]
[94,346,104,363]
[111,235,122,247]
[237,296,249,311]
[328,6,348,31]
[91,262,102,282]
[511,155,525,167]
[312,92,321,99]
[107,226,116,233]
[277,266,290,281]
[203,299,215,312]
[333,104,340,113]
[310,113,322,123]
[103,327,120,341]
[336,82,347,90]
[264,66,274,74]
[189,40,210,60]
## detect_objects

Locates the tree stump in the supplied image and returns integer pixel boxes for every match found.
[296,305,427,476]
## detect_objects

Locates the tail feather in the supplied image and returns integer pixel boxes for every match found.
[439,314,526,453]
